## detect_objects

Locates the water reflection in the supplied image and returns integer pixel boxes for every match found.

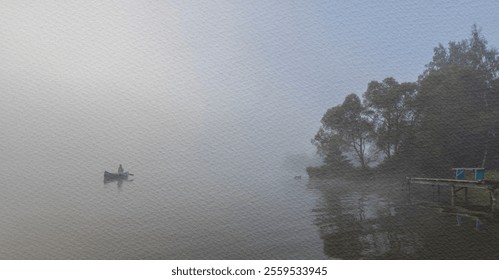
[310,178,499,259]
[456,214,483,231]
[103,176,134,189]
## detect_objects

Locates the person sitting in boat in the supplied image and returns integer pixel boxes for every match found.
[118,164,124,174]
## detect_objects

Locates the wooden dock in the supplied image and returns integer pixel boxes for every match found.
[407,177,499,202]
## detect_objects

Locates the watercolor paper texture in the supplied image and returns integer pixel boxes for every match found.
[1,1,499,259]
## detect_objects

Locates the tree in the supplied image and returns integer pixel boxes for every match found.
[313,94,374,169]
[363,78,418,159]
[422,25,499,82]
[313,127,351,169]
[311,25,499,176]
[415,25,499,170]
[414,66,488,171]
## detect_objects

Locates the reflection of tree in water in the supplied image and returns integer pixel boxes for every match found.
[311,178,499,259]
[311,179,426,259]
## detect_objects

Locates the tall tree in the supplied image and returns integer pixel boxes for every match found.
[313,94,374,169]
[415,66,488,170]
[313,128,351,169]
[416,25,499,169]
[422,25,499,82]
[363,77,417,159]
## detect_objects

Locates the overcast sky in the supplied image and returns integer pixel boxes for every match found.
[1,1,499,174]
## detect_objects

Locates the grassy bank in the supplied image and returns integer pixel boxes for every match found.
[486,170,499,181]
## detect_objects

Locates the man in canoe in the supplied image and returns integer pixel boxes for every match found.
[118,164,124,175]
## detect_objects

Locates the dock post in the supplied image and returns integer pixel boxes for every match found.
[489,188,496,204]
[490,185,498,210]
[450,186,455,206]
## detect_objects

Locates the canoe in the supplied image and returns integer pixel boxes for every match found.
[104,171,129,180]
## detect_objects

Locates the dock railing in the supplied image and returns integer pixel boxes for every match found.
[406,168,499,203]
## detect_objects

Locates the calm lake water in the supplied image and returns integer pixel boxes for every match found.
[0,163,326,259]
[0,87,326,259]
[310,177,499,259]
[2,91,499,259]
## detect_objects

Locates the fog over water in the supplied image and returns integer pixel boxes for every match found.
[2,1,499,176]
[1,1,499,259]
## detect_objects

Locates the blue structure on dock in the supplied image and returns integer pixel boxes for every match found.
[452,168,485,181]
[408,167,498,205]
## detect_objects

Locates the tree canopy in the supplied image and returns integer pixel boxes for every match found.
[313,93,374,170]
[310,25,499,177]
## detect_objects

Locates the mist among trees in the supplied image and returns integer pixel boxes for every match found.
[309,25,499,178]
